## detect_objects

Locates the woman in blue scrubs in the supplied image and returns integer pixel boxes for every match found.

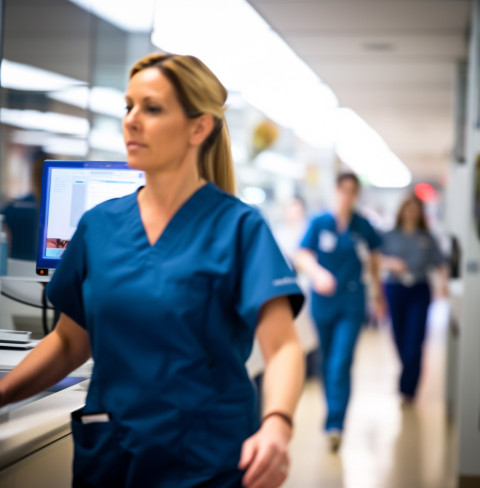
[295,173,384,452]
[382,195,448,405]
[0,53,305,488]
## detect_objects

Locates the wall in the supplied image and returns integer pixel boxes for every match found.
[453,0,480,482]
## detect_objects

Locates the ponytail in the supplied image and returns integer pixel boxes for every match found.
[199,117,235,195]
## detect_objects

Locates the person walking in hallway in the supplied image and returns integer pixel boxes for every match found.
[0,53,305,488]
[295,172,385,452]
[382,195,448,405]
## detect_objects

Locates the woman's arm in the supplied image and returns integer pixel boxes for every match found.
[369,251,387,319]
[381,255,408,274]
[239,296,304,488]
[434,264,450,298]
[0,314,91,407]
[294,248,336,295]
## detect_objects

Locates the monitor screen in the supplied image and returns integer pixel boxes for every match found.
[36,160,145,273]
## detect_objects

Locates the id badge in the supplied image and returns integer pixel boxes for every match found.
[319,230,337,253]
[81,413,111,424]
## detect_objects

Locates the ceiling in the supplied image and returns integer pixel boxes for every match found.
[248,0,472,182]
[1,0,472,184]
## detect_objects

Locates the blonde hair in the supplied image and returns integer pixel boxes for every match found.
[129,52,235,195]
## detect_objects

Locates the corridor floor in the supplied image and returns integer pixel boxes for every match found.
[284,302,456,488]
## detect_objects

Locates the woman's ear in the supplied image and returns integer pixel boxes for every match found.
[189,114,215,147]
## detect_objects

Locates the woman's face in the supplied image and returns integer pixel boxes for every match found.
[336,179,359,211]
[402,201,422,226]
[123,67,195,173]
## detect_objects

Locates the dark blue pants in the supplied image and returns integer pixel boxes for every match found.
[314,314,363,431]
[385,282,431,398]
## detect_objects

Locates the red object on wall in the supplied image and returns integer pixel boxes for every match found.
[414,183,436,202]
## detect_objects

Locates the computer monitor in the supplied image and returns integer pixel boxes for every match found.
[36,160,145,274]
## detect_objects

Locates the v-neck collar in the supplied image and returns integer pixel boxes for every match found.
[133,181,213,252]
[332,211,354,235]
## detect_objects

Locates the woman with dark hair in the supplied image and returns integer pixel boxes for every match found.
[382,195,448,404]
[295,172,385,452]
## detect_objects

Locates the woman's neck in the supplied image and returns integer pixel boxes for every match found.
[335,206,352,231]
[402,222,417,234]
[140,164,204,215]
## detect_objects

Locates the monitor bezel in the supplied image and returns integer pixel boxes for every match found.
[36,160,137,273]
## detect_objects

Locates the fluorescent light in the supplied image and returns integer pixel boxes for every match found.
[242,186,267,205]
[43,137,89,157]
[48,86,89,109]
[68,0,155,32]
[152,0,338,147]
[50,86,126,118]
[9,130,88,156]
[89,87,126,118]
[335,108,411,188]
[1,108,89,136]
[1,59,83,92]
[10,130,50,146]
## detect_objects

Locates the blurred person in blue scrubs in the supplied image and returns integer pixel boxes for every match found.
[382,195,448,405]
[295,172,385,452]
[0,53,305,488]
[1,150,45,260]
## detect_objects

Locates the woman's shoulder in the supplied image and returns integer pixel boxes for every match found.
[352,210,375,226]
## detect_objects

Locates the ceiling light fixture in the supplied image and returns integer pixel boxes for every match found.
[50,86,126,118]
[68,0,155,32]
[335,108,411,188]
[0,108,89,136]
[1,59,83,92]
[152,0,338,148]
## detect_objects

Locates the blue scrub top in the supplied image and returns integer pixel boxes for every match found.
[47,182,304,486]
[300,211,381,322]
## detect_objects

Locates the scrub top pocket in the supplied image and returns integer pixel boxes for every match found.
[71,407,130,487]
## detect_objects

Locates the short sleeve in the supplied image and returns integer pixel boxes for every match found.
[361,218,382,251]
[235,210,305,332]
[299,217,319,253]
[46,215,88,328]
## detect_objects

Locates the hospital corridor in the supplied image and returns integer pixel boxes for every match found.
[286,301,455,488]
[1,0,480,487]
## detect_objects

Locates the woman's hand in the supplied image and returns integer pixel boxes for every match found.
[239,416,292,488]
[294,249,336,295]
[384,256,408,275]
[312,266,337,296]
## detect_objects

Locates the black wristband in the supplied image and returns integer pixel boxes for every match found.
[262,411,294,429]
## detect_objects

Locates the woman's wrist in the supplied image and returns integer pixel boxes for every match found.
[261,411,294,442]
[370,281,383,299]
[262,411,293,429]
